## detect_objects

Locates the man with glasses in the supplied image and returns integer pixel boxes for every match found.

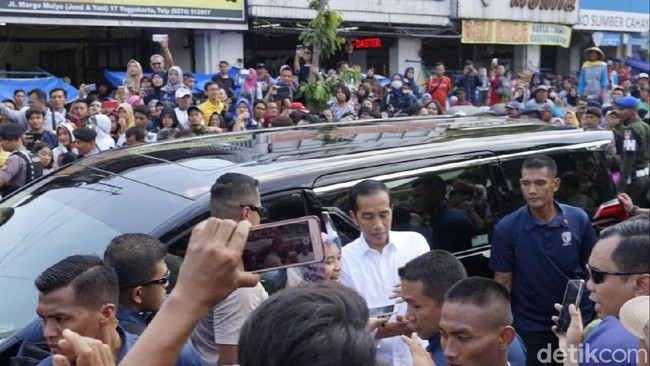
[104,233,170,335]
[199,81,224,127]
[553,218,649,366]
[191,173,268,366]
[490,155,598,366]
[25,255,203,366]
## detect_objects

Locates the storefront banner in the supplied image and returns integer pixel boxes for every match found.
[0,0,245,22]
[591,32,622,47]
[461,20,572,48]
[453,0,578,25]
[576,0,650,32]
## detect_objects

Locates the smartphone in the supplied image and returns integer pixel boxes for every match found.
[492,58,499,65]
[152,34,168,42]
[369,304,397,318]
[556,279,585,333]
[296,44,304,50]
[273,86,291,102]
[26,132,43,141]
[244,216,324,274]
[86,83,97,92]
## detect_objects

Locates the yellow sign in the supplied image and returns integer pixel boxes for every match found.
[462,20,572,48]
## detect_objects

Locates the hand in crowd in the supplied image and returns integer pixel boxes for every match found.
[377,314,415,339]
[51,329,115,366]
[388,282,405,303]
[401,332,436,366]
[618,192,634,213]
[551,303,584,351]
[366,315,391,332]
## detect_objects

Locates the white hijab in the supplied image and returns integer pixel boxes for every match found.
[93,114,116,151]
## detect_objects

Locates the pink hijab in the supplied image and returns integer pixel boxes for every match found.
[244,68,258,94]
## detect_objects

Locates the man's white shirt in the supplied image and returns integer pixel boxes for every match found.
[342,230,429,366]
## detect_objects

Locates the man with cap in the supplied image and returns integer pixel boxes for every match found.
[73,127,99,158]
[505,101,521,119]
[636,73,649,91]
[538,104,562,124]
[0,123,40,197]
[578,47,608,103]
[615,96,649,208]
[581,107,603,130]
[174,87,193,130]
[525,85,563,118]
[620,295,649,366]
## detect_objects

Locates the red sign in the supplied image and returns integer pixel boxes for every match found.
[354,38,382,49]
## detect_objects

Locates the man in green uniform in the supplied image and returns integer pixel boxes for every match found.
[614,96,649,208]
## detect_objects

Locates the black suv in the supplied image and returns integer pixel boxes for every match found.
[0,116,615,360]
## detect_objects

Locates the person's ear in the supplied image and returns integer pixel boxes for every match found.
[99,303,117,328]
[498,326,516,351]
[553,177,561,192]
[634,273,650,297]
[349,210,358,225]
[131,286,144,305]
[241,206,251,222]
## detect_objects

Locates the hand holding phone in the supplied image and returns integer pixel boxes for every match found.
[369,304,397,318]
[152,34,168,43]
[555,279,585,333]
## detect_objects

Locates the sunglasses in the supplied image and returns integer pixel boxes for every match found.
[585,264,648,285]
[121,269,170,288]
[240,204,268,215]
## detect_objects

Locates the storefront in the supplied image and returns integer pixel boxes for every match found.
[451,0,579,74]
[574,0,649,70]
[0,0,248,83]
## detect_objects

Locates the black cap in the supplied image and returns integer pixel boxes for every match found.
[256,63,266,69]
[187,105,202,114]
[585,106,602,118]
[0,123,25,140]
[73,127,97,142]
[183,72,195,79]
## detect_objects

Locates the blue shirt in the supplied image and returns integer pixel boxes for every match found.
[36,326,205,366]
[117,307,148,335]
[427,332,527,366]
[489,203,597,331]
[430,204,481,252]
[580,316,639,366]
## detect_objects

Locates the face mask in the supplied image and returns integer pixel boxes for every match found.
[550,92,557,99]
[391,81,403,89]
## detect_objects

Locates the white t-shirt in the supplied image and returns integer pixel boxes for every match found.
[190,282,268,365]
[175,107,190,130]
[342,230,429,366]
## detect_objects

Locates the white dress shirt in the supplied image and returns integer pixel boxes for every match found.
[174,107,189,130]
[342,230,429,366]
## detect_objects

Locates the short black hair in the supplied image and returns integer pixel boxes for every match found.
[600,219,650,275]
[220,60,229,66]
[104,233,167,291]
[398,250,467,303]
[125,126,145,141]
[28,88,47,103]
[13,89,25,96]
[411,175,446,193]
[2,99,16,108]
[26,108,46,120]
[35,255,118,310]
[49,87,67,98]
[521,155,557,178]
[204,81,219,92]
[133,104,150,118]
[253,99,266,109]
[348,179,390,213]
[60,151,78,165]
[336,61,349,69]
[435,62,445,68]
[238,283,375,366]
[210,173,260,220]
[444,277,513,327]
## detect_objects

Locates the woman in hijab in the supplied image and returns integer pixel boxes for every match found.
[563,110,579,128]
[91,114,116,151]
[117,103,136,131]
[381,73,417,116]
[161,66,184,104]
[52,121,78,168]
[403,67,420,97]
[143,72,164,104]
[420,93,432,106]
[243,68,262,100]
[123,59,143,99]
[228,98,260,131]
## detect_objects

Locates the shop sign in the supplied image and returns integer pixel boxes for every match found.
[575,9,650,32]
[0,0,245,23]
[461,20,572,48]
[353,38,382,49]
[454,0,579,25]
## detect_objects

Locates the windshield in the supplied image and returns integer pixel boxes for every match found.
[0,171,194,341]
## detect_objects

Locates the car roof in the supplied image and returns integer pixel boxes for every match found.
[47,116,613,198]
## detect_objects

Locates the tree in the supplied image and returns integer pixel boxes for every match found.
[296,0,347,112]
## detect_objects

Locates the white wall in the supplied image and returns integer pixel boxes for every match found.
[248,0,451,26]
[194,31,244,74]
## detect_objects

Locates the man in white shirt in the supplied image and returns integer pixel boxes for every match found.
[342,179,430,366]
[174,88,193,130]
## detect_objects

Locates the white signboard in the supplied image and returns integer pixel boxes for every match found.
[452,0,580,25]
[575,9,650,32]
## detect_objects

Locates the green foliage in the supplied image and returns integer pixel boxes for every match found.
[337,70,362,87]
[297,76,339,112]
[297,1,346,60]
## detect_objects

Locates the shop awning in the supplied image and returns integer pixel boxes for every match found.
[0,76,79,103]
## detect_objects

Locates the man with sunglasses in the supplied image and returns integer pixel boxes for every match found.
[553,218,649,366]
[190,173,268,366]
[490,155,598,366]
[103,233,170,335]
[29,255,203,366]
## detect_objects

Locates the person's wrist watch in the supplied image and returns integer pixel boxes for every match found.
[631,205,639,215]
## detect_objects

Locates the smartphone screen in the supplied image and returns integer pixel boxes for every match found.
[369,304,396,318]
[244,216,324,274]
[273,86,291,102]
[556,279,585,333]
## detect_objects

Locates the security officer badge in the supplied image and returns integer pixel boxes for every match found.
[562,231,572,247]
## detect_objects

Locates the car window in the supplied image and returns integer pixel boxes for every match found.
[498,151,615,217]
